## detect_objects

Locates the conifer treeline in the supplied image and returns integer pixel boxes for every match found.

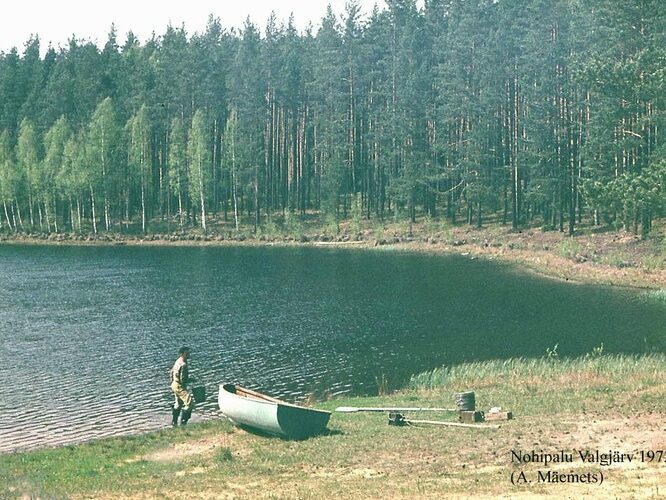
[0,0,664,236]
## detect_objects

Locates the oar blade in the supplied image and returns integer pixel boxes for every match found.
[334,407,361,413]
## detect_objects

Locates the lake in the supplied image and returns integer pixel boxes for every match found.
[0,244,664,453]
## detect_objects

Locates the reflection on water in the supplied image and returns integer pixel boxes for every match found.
[0,244,663,453]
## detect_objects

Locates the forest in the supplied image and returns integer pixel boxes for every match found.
[0,0,664,237]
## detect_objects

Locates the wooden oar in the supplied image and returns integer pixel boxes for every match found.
[402,417,500,430]
[335,406,457,413]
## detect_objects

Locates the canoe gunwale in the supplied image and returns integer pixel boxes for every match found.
[221,383,332,416]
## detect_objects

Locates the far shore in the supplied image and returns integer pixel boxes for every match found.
[2,219,665,290]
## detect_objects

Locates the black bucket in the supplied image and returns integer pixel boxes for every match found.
[454,391,475,411]
[193,386,206,404]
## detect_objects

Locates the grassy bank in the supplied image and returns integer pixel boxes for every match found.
[2,354,665,499]
[2,216,666,289]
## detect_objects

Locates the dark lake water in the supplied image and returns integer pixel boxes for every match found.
[0,244,664,453]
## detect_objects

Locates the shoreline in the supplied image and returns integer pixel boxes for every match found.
[2,353,665,498]
[2,222,665,289]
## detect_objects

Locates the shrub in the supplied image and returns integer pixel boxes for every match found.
[557,238,582,259]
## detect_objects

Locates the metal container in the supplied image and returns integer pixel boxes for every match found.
[454,391,475,411]
[193,386,206,404]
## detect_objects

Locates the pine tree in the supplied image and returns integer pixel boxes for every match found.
[230,19,264,227]
[222,108,240,231]
[312,6,346,225]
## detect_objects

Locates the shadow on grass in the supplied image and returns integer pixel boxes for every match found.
[237,424,343,441]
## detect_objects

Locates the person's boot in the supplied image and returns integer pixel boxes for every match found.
[180,408,192,425]
[171,408,181,426]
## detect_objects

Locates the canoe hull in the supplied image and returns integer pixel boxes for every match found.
[218,384,331,439]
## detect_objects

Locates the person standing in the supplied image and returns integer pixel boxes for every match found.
[170,346,194,426]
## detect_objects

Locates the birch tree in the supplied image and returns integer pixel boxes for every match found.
[168,115,187,230]
[87,97,120,232]
[126,105,151,233]
[43,116,71,232]
[187,109,210,232]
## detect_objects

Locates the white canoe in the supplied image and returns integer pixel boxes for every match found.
[218,383,331,439]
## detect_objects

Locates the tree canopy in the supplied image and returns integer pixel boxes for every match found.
[0,0,664,236]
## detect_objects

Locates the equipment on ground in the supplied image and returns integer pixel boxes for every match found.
[388,412,500,430]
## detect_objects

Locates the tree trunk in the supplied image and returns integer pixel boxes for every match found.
[178,190,184,232]
[44,200,52,233]
[53,197,59,233]
[141,181,146,234]
[477,201,482,228]
[69,197,76,232]
[198,156,207,233]
[254,163,259,233]
[511,75,520,230]
[212,118,219,216]
[124,188,130,230]
[231,132,239,232]
[104,194,110,231]
[200,190,207,232]
[3,202,13,231]
[90,184,98,235]
[28,193,34,228]
[77,196,82,232]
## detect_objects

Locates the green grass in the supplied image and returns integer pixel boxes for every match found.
[0,428,191,497]
[2,353,665,498]
[557,238,583,259]
[371,220,386,241]
[408,354,666,415]
[409,353,665,390]
[422,216,453,240]
[642,254,665,271]
[599,250,635,268]
[257,218,280,239]
[643,289,666,303]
